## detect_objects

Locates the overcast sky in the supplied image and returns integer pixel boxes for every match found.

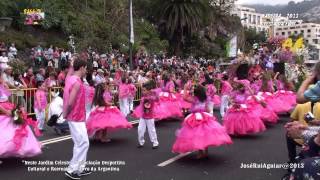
[236,0,304,5]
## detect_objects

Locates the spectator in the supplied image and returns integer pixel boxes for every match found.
[94,69,106,86]
[23,67,36,88]
[8,43,17,59]
[45,72,57,88]
[0,42,7,54]
[53,47,60,69]
[57,65,68,86]
[0,52,8,71]
[36,68,46,83]
[2,66,15,88]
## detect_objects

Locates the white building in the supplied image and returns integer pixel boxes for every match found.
[231,5,270,32]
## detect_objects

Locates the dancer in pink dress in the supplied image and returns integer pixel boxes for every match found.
[259,73,292,113]
[86,83,132,142]
[172,85,232,159]
[127,78,137,113]
[34,80,47,131]
[156,73,183,120]
[274,73,296,108]
[223,79,266,135]
[0,77,41,158]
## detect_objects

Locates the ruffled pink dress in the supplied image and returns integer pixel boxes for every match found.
[223,91,266,135]
[246,95,279,124]
[0,85,42,158]
[86,91,132,137]
[172,98,232,153]
[156,81,183,120]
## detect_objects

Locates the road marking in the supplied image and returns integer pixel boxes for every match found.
[40,120,140,145]
[41,135,71,143]
[41,136,72,145]
[157,152,192,167]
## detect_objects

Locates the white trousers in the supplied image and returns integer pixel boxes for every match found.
[220,95,230,118]
[67,121,90,174]
[35,108,45,130]
[119,98,130,116]
[138,118,159,146]
[128,97,134,111]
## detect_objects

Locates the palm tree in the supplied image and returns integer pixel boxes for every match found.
[153,0,205,56]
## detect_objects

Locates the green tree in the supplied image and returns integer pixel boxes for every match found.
[152,0,205,56]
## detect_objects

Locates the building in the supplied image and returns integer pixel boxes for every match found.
[274,23,320,61]
[231,5,270,32]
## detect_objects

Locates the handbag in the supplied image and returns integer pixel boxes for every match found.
[47,113,62,127]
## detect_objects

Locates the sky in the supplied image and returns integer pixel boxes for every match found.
[236,0,304,5]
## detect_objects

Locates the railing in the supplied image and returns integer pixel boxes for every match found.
[9,83,143,116]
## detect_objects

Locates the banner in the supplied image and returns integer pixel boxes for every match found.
[228,36,237,57]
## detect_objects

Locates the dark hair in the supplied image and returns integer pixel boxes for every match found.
[222,74,229,81]
[162,72,170,86]
[121,76,127,84]
[36,80,44,88]
[73,58,87,71]
[194,85,207,102]
[143,80,156,90]
[92,83,106,107]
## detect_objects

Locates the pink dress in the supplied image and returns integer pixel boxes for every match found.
[0,85,42,158]
[274,80,296,107]
[156,81,183,120]
[206,84,221,106]
[86,91,132,136]
[223,91,266,135]
[172,98,232,153]
[246,95,279,124]
[127,84,137,98]
[258,91,292,113]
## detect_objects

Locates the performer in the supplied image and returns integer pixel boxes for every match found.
[127,77,137,113]
[119,76,131,116]
[172,85,232,159]
[63,58,92,180]
[34,80,47,131]
[0,75,42,158]
[86,83,132,142]
[219,74,233,118]
[156,72,183,120]
[223,79,266,135]
[132,80,159,149]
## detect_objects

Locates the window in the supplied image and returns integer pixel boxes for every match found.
[294,31,298,34]
[257,16,260,25]
[277,28,282,31]
[313,39,318,44]
[290,27,295,29]
[253,15,256,24]
[308,29,311,33]
[301,30,304,34]
[302,25,308,28]
[276,33,279,36]
[282,32,285,35]
[307,35,311,37]
[288,31,291,35]
[306,40,309,43]
[284,27,288,30]
[249,15,252,24]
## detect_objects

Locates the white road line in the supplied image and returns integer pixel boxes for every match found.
[40,135,71,143]
[41,136,72,145]
[157,152,192,167]
[40,120,139,145]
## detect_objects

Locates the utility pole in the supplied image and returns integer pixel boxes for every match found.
[129,0,134,70]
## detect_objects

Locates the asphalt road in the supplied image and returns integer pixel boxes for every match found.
[0,111,291,180]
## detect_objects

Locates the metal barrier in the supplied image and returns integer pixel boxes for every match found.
[9,83,142,116]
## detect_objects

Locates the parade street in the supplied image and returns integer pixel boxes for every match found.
[0,111,290,180]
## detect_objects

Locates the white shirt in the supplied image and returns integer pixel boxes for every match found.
[48,96,65,124]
